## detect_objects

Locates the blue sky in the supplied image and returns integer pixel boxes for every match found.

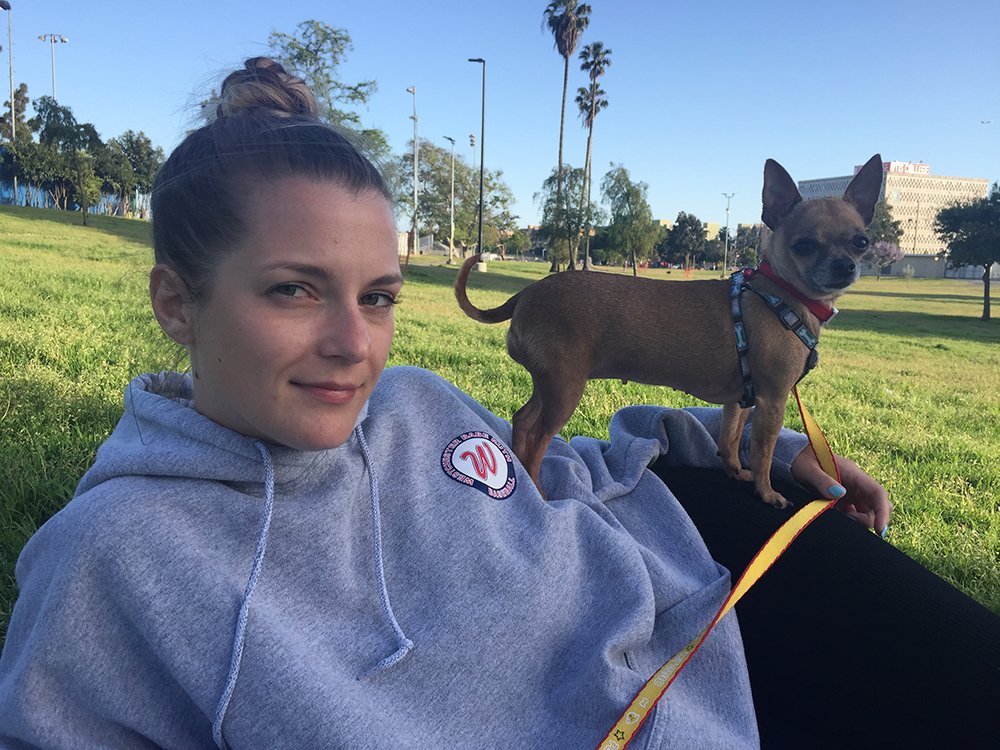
[7,0,998,228]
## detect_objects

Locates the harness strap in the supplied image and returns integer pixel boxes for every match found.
[730,267,827,408]
[729,271,756,408]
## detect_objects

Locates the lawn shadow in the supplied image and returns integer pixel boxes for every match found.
[848,287,992,304]
[403,261,539,296]
[830,307,999,344]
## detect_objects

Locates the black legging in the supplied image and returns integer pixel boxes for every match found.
[653,463,1000,749]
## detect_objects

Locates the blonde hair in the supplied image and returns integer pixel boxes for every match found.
[151,57,389,302]
[210,57,319,121]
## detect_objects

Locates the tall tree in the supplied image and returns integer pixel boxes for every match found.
[600,164,659,275]
[734,224,761,267]
[93,138,135,215]
[69,150,101,226]
[394,138,517,256]
[576,41,611,270]
[662,211,707,268]
[12,139,54,207]
[268,20,389,159]
[26,97,104,210]
[935,185,1000,320]
[0,82,30,143]
[543,0,591,271]
[116,130,163,217]
[535,164,587,269]
[30,96,83,151]
[868,200,903,246]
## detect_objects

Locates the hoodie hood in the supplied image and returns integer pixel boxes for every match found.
[75,372,369,497]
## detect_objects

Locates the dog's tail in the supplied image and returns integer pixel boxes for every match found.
[454,253,519,324]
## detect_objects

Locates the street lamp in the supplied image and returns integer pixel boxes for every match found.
[721,192,734,275]
[468,58,485,256]
[0,2,14,205]
[443,135,456,263]
[38,33,68,100]
[406,86,418,266]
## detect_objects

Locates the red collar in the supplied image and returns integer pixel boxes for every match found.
[751,262,837,322]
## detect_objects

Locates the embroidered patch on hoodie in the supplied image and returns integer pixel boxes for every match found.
[441,431,517,499]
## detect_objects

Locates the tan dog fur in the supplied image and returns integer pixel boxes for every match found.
[454,155,883,507]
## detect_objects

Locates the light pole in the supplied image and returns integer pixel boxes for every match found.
[406,86,418,266]
[468,58,485,257]
[0,2,14,205]
[444,135,456,263]
[721,192,734,275]
[38,33,68,100]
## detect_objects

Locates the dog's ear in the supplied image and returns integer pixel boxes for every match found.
[761,158,803,230]
[843,154,883,226]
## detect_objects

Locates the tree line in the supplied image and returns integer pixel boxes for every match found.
[1,85,163,224]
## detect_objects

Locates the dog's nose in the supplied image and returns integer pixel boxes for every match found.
[833,258,856,275]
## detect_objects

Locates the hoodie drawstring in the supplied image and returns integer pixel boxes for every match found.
[355,423,414,679]
[211,428,412,745]
[212,441,276,750]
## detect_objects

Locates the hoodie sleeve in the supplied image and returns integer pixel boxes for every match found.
[539,404,809,505]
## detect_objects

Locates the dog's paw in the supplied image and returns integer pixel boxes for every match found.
[729,468,754,483]
[758,490,791,510]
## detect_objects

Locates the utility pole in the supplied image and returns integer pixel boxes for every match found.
[722,192,734,275]
[468,58,486,256]
[444,136,456,263]
[406,86,418,268]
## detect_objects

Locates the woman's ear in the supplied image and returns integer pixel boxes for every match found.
[150,264,196,345]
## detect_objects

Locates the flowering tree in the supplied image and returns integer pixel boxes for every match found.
[862,240,903,280]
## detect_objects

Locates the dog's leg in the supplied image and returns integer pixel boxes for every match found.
[718,403,753,482]
[748,396,791,509]
[511,371,586,495]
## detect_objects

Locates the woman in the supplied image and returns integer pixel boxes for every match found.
[0,58,891,748]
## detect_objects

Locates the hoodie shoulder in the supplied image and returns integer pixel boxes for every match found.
[371,367,510,433]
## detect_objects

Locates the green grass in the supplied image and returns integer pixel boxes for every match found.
[1,207,998,649]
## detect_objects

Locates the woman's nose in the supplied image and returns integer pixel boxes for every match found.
[318,304,371,362]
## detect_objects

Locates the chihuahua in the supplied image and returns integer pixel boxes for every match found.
[454,155,882,507]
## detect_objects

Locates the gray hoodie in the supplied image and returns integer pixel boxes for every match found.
[0,366,807,748]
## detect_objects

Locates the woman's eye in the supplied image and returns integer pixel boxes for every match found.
[361,292,398,308]
[270,283,308,298]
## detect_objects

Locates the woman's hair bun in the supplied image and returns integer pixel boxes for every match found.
[213,57,318,120]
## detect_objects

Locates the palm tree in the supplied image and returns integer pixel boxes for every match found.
[543,0,591,270]
[576,41,611,270]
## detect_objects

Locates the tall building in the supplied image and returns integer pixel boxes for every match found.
[797,161,989,257]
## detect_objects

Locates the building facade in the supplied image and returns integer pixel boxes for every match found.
[797,161,989,263]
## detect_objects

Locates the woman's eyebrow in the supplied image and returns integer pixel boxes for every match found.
[372,272,405,287]
[260,263,403,287]
[261,262,330,280]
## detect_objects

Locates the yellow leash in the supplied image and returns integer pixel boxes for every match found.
[597,387,840,750]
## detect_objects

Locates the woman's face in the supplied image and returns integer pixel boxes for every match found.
[186,177,401,450]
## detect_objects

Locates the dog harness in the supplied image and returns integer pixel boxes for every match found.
[730,264,837,408]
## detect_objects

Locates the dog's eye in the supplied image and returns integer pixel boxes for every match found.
[852,235,870,251]
[792,238,819,256]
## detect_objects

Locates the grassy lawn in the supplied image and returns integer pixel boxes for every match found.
[2,208,998,647]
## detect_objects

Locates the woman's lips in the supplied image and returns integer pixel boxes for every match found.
[294,381,359,405]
